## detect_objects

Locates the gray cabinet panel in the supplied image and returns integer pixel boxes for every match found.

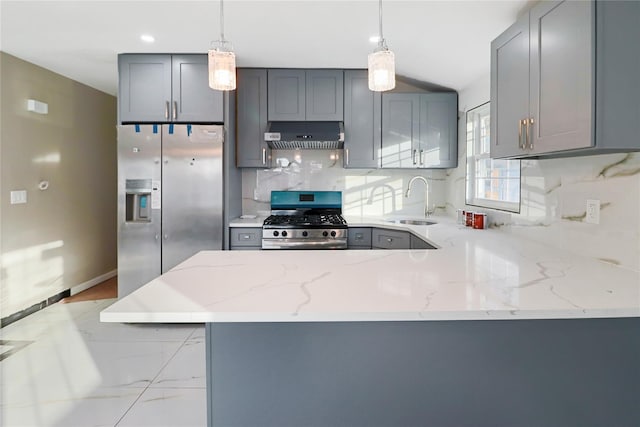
[410,234,435,249]
[268,69,344,121]
[305,70,344,121]
[343,70,381,168]
[230,227,262,249]
[490,17,530,158]
[419,93,458,168]
[119,54,223,124]
[347,227,372,249]
[236,69,271,167]
[529,0,592,154]
[119,54,172,123]
[268,69,306,121]
[491,0,639,159]
[172,55,224,123]
[381,94,420,168]
[372,228,411,249]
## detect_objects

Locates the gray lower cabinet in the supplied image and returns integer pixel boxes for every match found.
[343,70,381,168]
[351,227,434,250]
[347,228,372,249]
[372,228,411,250]
[267,69,344,121]
[381,92,458,169]
[236,69,271,167]
[410,234,435,249]
[119,54,223,123]
[491,0,640,159]
[230,227,262,250]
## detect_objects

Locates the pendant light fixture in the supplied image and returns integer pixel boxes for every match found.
[368,0,395,91]
[208,0,236,91]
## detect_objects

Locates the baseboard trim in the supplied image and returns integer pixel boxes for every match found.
[70,269,117,296]
[1,269,118,329]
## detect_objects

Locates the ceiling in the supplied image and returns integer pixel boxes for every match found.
[0,0,529,96]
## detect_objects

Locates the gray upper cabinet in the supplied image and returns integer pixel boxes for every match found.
[171,55,224,123]
[236,69,271,168]
[419,93,458,168]
[491,0,640,159]
[119,54,223,123]
[268,69,344,121]
[381,93,458,169]
[343,70,381,168]
[381,94,420,168]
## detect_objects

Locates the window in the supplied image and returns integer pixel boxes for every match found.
[465,102,520,213]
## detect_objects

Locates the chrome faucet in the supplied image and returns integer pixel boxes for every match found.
[405,176,432,217]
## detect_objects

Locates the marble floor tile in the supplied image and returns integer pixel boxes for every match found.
[151,340,206,389]
[1,297,209,427]
[1,387,143,427]
[116,387,206,427]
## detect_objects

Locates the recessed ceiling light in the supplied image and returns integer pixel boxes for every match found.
[369,36,380,43]
[140,34,155,43]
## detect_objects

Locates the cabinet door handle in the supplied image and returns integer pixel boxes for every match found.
[163,234,168,240]
[165,101,170,120]
[262,148,267,165]
[172,101,178,120]
[527,117,534,150]
[518,119,524,149]
[345,148,350,166]
[387,238,393,243]
[412,149,417,165]
[419,149,424,165]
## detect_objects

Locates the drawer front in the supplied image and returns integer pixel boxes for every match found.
[372,228,411,249]
[348,227,372,248]
[230,227,262,247]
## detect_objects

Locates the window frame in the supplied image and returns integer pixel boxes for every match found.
[465,102,521,214]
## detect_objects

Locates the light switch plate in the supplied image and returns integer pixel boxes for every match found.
[585,199,600,224]
[10,190,27,204]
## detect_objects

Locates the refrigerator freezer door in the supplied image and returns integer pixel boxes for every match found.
[161,125,224,273]
[117,125,162,297]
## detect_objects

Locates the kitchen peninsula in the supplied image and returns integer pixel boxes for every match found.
[101,219,640,427]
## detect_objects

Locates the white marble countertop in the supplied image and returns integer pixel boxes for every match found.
[101,215,640,323]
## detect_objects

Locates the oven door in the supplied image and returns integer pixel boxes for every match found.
[261,228,347,250]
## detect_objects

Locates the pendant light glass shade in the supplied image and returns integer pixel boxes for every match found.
[368,0,395,92]
[208,47,236,90]
[368,49,395,91]
[208,0,236,91]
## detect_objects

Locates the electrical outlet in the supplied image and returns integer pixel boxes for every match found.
[10,190,27,205]
[585,199,600,224]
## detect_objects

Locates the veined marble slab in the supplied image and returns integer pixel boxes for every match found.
[101,218,640,323]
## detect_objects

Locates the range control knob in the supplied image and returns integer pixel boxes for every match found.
[322,231,329,237]
[282,231,288,237]
[302,231,308,237]
[330,230,337,237]
[273,231,279,237]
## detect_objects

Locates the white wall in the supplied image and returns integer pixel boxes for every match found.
[446,75,640,272]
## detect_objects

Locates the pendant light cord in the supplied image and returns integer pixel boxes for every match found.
[378,0,383,44]
[220,0,225,42]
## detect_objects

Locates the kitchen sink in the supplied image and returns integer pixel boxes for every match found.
[384,219,437,226]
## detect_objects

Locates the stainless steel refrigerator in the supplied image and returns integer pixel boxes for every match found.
[117,124,223,297]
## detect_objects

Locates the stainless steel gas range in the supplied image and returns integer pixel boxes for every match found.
[262,191,348,250]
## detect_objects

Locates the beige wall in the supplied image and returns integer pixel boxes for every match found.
[0,52,117,318]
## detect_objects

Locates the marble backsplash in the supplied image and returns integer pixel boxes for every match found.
[242,150,447,218]
[445,130,640,272]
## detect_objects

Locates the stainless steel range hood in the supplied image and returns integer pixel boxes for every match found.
[264,122,344,149]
